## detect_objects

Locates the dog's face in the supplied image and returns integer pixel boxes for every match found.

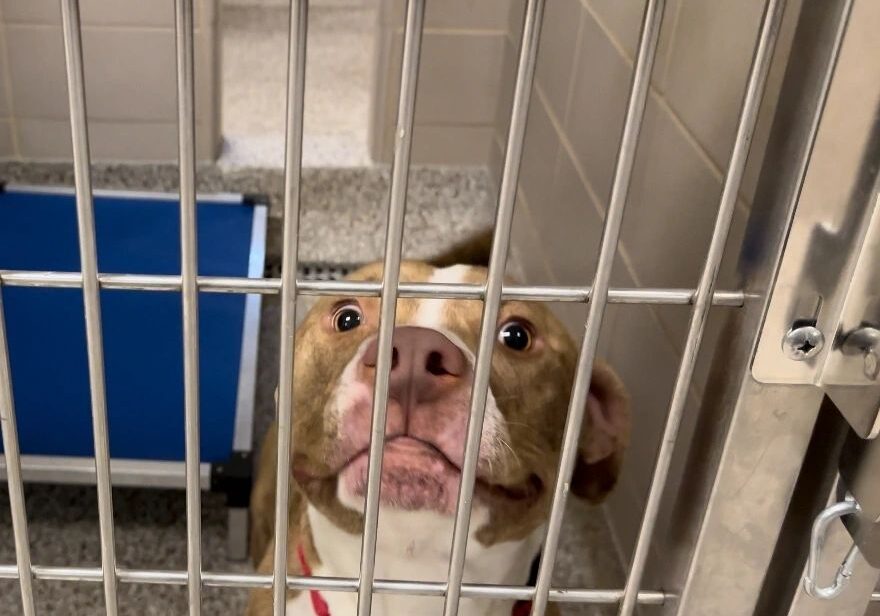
[287,261,629,544]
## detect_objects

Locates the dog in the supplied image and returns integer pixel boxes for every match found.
[247,232,630,615]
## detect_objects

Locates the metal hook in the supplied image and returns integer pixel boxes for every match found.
[804,497,862,599]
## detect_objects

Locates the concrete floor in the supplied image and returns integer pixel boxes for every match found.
[0,161,626,615]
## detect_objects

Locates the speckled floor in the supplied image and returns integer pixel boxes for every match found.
[0,161,625,615]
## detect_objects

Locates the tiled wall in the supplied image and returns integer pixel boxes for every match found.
[499,0,801,579]
[374,0,802,581]
[370,0,510,164]
[0,0,220,162]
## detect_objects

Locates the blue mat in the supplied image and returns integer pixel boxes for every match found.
[0,188,264,464]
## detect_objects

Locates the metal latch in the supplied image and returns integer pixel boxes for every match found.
[838,430,880,567]
[752,189,880,438]
[749,52,880,438]
[804,430,880,599]
[806,432,880,600]
[804,496,861,599]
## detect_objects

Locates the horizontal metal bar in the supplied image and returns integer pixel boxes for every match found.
[4,183,246,205]
[0,271,745,306]
[0,454,211,490]
[0,564,667,604]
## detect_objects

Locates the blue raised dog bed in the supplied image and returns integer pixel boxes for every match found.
[0,185,266,516]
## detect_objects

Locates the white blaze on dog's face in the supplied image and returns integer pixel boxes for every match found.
[288,261,630,544]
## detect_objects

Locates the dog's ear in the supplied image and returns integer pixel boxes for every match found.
[429,228,494,268]
[570,361,630,504]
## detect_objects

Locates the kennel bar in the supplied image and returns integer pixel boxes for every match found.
[0,289,35,616]
[174,0,203,612]
[3,0,879,614]
[355,1,425,614]
[0,268,746,305]
[443,0,546,612]
[616,0,787,614]
[661,0,880,614]
[0,563,667,603]
[529,0,664,613]
[60,0,119,612]
[271,0,308,614]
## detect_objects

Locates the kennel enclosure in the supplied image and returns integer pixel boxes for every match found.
[0,1,880,616]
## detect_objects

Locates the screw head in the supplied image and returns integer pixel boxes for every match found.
[783,325,825,360]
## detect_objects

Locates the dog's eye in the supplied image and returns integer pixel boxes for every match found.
[498,321,532,351]
[333,304,363,332]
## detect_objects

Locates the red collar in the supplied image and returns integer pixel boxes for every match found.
[296,545,532,616]
[297,544,331,616]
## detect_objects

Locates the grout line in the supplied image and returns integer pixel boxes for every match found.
[556,3,756,212]
[512,189,559,287]
[532,83,645,290]
[561,6,587,129]
[535,80,737,365]
[490,133,559,287]
[579,0,638,64]
[659,0,685,86]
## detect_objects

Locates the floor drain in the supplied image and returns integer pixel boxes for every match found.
[298,262,358,281]
[266,261,360,280]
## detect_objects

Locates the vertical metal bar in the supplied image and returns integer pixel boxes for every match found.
[355,1,425,614]
[0,288,36,616]
[616,1,786,614]
[59,1,119,612]
[529,1,666,614]
[174,0,202,613]
[442,1,545,614]
[272,0,308,614]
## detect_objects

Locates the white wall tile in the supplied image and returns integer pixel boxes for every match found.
[534,0,582,122]
[519,93,559,211]
[410,124,494,165]
[386,0,511,29]
[386,31,508,126]
[7,25,215,129]
[618,97,723,289]
[0,29,9,118]
[661,0,766,167]
[509,192,555,285]
[564,10,632,206]
[17,118,215,162]
[0,118,15,157]
[585,0,679,82]
[1,0,211,27]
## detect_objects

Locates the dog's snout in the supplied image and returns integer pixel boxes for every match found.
[361,326,466,375]
[361,327,467,399]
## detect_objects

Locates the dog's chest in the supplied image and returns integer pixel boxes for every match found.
[301,505,543,616]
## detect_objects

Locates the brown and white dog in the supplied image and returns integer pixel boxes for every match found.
[247,235,630,616]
